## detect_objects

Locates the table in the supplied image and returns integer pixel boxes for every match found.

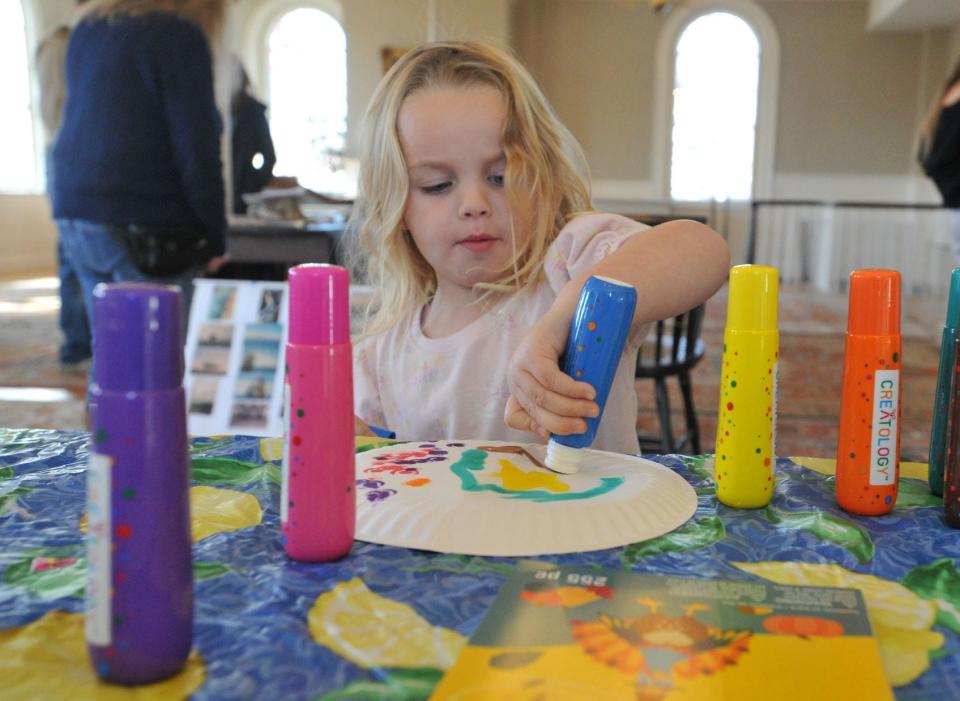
[1,429,958,699]
[225,218,344,266]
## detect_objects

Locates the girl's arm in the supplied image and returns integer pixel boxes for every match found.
[505,218,730,438]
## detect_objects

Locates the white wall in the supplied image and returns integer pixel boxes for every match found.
[0,195,59,277]
[3,0,959,277]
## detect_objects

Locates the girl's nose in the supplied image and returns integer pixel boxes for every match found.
[458,184,490,218]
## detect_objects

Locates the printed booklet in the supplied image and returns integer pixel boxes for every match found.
[431,566,892,700]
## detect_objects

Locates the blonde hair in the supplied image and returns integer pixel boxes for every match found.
[920,54,960,157]
[76,0,226,45]
[348,41,593,337]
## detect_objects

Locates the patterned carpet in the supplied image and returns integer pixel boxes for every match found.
[0,276,946,462]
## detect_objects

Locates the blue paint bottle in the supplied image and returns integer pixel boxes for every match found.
[545,275,637,474]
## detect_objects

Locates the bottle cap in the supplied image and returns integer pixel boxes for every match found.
[725,265,779,332]
[93,282,183,391]
[545,439,583,474]
[946,268,960,330]
[847,269,900,336]
[288,264,350,345]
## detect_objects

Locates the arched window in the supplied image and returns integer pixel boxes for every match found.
[0,1,38,193]
[267,7,348,196]
[670,12,758,201]
[653,0,779,201]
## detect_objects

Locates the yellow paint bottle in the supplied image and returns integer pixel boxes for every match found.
[715,265,779,508]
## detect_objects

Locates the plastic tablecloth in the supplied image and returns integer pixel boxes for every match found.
[1,428,958,700]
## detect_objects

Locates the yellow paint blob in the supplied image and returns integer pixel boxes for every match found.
[0,610,205,700]
[490,459,571,492]
[308,577,465,670]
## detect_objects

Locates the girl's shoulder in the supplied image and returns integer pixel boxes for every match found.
[542,212,647,291]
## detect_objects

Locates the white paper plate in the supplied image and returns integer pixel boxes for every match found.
[355,440,697,557]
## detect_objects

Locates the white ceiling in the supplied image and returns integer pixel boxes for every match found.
[868,0,960,31]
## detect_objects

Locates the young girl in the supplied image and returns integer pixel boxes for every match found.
[350,41,729,454]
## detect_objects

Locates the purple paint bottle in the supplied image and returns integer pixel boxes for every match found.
[86,283,192,684]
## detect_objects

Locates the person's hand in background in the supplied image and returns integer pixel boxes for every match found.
[205,254,229,274]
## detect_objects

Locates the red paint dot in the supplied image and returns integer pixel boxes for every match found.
[116,524,132,539]
[292,435,302,446]
[764,458,770,466]
[726,402,734,411]
[587,321,596,331]
[114,572,127,584]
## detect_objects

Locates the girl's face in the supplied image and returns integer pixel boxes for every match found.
[398,85,513,298]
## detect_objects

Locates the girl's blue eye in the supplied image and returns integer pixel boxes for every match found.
[488,174,505,187]
[421,182,451,194]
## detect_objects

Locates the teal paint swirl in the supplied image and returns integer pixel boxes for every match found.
[450,449,623,502]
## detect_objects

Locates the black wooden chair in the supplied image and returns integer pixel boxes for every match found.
[635,303,706,454]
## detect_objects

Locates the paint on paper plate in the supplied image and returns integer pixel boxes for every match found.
[356,441,625,504]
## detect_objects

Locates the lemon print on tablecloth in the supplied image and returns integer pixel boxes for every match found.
[309,577,466,669]
[81,486,261,542]
[735,561,944,686]
[792,456,929,482]
[189,485,261,541]
[0,610,205,701]
[259,436,284,462]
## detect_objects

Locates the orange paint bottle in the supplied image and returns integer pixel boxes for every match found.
[836,270,901,515]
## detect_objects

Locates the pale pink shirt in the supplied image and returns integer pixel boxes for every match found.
[354,213,649,454]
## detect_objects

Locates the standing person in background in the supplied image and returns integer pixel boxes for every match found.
[52,0,229,341]
[35,19,91,369]
[231,57,276,214]
[919,55,960,257]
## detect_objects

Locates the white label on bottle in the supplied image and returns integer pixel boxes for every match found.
[281,382,291,524]
[85,452,112,646]
[870,369,899,486]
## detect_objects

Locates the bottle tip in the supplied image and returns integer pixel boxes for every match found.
[545,440,583,474]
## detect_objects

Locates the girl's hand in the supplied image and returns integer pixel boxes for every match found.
[504,319,599,438]
[354,415,376,437]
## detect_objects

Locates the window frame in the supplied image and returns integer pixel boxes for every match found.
[238,0,344,115]
[3,0,44,195]
[651,0,779,201]
[237,0,347,194]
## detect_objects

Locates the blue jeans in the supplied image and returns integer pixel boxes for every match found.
[57,219,198,343]
[47,148,91,364]
[57,238,92,363]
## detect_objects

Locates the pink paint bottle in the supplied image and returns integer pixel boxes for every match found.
[282,264,356,561]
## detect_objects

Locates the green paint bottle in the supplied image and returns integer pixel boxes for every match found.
[929,268,960,496]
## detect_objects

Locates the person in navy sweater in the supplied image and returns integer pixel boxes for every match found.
[52,0,228,332]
